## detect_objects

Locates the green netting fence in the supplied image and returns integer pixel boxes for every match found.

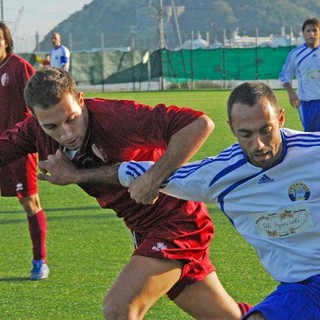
[22,46,294,86]
[162,46,294,82]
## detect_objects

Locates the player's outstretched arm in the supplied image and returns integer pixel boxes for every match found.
[38,149,120,186]
[128,115,214,204]
[119,159,211,204]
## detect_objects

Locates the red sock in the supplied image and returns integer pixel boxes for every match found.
[238,302,254,317]
[27,210,47,263]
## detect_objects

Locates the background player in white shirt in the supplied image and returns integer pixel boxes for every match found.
[50,32,70,71]
[280,18,320,131]
[118,81,320,320]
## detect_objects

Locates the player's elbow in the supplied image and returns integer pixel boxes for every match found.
[199,114,215,136]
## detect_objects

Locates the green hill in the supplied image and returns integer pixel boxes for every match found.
[39,0,320,51]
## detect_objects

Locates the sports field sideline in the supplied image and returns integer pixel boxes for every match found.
[0,89,302,319]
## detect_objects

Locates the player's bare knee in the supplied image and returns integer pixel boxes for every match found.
[19,195,42,216]
[103,304,132,320]
[103,297,145,320]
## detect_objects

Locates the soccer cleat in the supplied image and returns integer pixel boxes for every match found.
[30,259,50,280]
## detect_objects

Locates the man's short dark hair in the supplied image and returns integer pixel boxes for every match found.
[227,81,281,122]
[302,18,320,32]
[24,67,79,112]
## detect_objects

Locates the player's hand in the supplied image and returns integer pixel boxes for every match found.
[38,149,79,185]
[288,91,300,108]
[128,173,159,205]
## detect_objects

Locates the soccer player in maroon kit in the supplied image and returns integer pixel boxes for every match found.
[0,67,252,319]
[0,22,49,280]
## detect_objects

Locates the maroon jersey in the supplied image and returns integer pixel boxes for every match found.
[0,98,210,230]
[0,53,37,197]
[0,53,34,131]
[0,98,215,296]
[0,99,211,228]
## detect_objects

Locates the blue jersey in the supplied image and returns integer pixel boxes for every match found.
[119,128,320,284]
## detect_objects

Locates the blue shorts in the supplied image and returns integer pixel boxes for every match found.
[243,275,320,320]
[299,100,320,132]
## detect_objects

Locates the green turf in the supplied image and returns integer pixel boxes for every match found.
[0,89,302,319]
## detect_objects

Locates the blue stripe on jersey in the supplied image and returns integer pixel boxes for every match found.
[285,131,320,139]
[164,158,216,183]
[126,162,148,178]
[218,169,264,214]
[297,48,317,67]
[284,132,320,147]
[296,43,308,54]
[218,143,242,157]
[126,171,135,179]
[279,44,307,82]
[287,143,320,148]
[165,147,244,184]
[209,158,246,187]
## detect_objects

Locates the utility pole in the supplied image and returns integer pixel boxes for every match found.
[101,32,105,93]
[158,0,165,50]
[171,0,182,49]
[35,31,39,52]
[1,0,4,21]
[158,0,164,90]
[13,6,24,35]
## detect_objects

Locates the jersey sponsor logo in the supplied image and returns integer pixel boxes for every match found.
[255,203,313,238]
[288,182,310,201]
[152,242,167,252]
[307,69,320,79]
[1,73,9,86]
[258,174,274,184]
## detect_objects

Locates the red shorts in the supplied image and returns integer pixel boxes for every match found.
[0,153,38,198]
[132,202,215,300]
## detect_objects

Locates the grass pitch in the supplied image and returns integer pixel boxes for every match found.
[0,89,302,319]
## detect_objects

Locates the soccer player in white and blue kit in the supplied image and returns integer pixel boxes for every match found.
[50,32,70,71]
[119,81,320,320]
[280,18,320,132]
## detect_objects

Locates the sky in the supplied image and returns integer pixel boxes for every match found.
[1,0,93,52]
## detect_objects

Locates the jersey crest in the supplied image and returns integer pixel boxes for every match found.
[92,144,108,162]
[1,73,9,86]
[288,181,311,201]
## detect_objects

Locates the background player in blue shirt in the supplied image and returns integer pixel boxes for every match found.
[280,18,320,132]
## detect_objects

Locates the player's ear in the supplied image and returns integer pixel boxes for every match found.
[278,108,285,127]
[78,92,85,107]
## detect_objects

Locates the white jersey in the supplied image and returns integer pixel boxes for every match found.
[119,128,320,283]
[279,43,320,101]
[50,45,70,70]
